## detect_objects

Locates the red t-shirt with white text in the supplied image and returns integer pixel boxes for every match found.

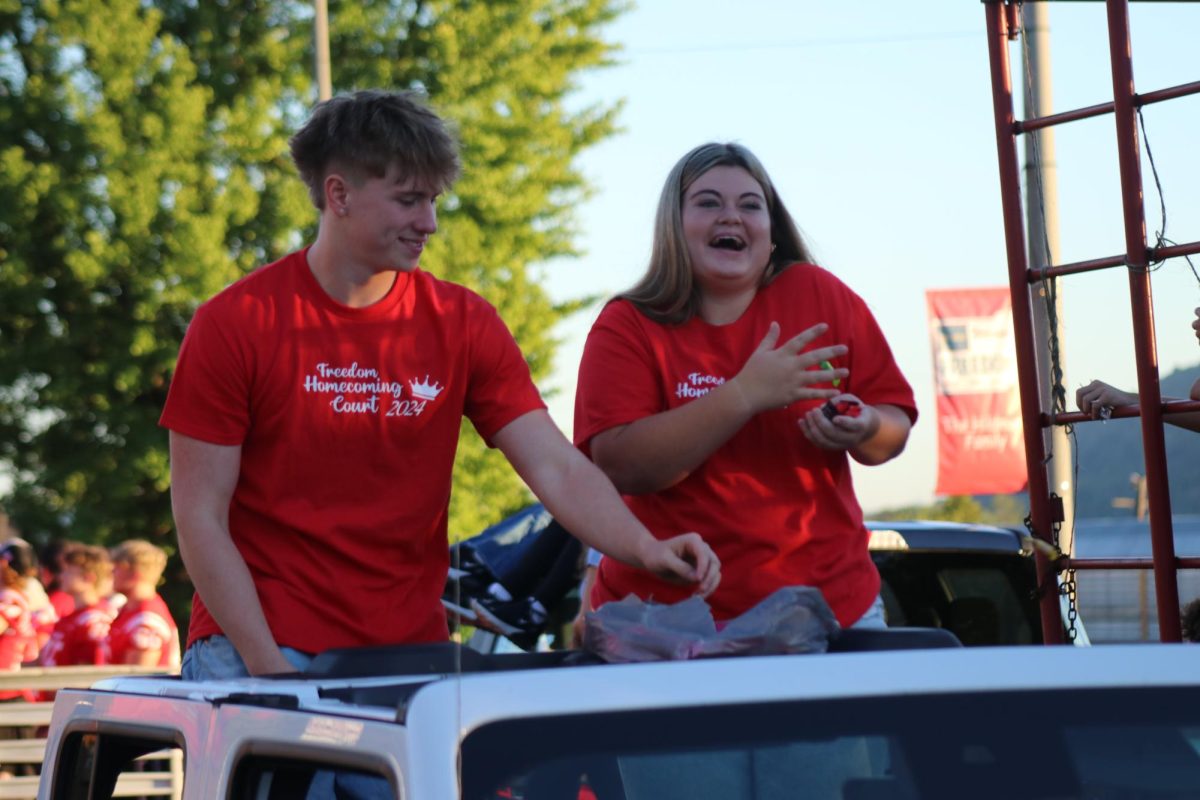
[160,249,545,652]
[574,263,917,626]
[40,604,114,667]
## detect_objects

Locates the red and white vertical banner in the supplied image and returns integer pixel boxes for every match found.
[925,288,1027,496]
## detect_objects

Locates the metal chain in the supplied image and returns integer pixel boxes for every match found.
[1023,503,1079,643]
[1061,571,1079,643]
[1049,494,1078,643]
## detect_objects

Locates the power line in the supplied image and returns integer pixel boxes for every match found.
[625,30,978,57]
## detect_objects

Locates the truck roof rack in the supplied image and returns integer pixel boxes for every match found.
[301,627,962,683]
[303,642,584,679]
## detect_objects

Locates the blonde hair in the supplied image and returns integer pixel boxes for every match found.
[621,142,813,325]
[61,543,112,585]
[110,539,168,584]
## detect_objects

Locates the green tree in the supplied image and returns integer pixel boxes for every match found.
[0,0,303,547]
[0,0,624,588]
[871,494,1029,525]
[984,493,1029,526]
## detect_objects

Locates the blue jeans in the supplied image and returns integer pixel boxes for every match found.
[182,636,393,799]
[180,634,315,679]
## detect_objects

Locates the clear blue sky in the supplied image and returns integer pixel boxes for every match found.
[539,1,1200,513]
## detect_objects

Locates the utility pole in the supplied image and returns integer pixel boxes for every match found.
[314,0,332,101]
[1022,3,1074,554]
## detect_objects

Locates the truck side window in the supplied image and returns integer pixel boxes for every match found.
[231,756,394,800]
[51,731,183,800]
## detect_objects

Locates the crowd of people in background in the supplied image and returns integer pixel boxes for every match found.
[0,531,181,780]
[0,535,181,685]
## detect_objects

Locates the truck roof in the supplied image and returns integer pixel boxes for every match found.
[48,640,1200,799]
[85,641,1195,725]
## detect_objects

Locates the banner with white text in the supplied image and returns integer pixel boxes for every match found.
[926,288,1026,496]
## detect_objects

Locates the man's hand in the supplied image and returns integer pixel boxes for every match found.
[495,410,723,598]
[635,533,721,597]
[246,647,300,677]
[1076,380,1136,419]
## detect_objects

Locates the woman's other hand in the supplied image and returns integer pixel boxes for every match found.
[800,393,878,451]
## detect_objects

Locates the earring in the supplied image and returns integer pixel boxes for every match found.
[337,207,347,217]
[770,243,777,253]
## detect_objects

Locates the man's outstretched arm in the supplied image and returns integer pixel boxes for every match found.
[493,410,721,596]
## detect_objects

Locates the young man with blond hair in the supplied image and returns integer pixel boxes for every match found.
[39,544,114,667]
[105,540,181,668]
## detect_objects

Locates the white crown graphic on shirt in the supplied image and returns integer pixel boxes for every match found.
[409,375,445,401]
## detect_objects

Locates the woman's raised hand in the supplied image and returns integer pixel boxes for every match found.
[729,321,848,414]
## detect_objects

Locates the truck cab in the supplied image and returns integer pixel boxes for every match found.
[39,639,1196,799]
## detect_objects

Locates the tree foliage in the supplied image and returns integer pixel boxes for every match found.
[0,0,310,556]
[0,0,625,592]
[870,493,1029,526]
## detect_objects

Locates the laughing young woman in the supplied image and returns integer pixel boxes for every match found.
[574,142,917,631]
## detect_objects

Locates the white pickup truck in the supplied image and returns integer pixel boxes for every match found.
[37,633,1194,799]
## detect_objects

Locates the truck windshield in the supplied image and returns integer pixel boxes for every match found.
[462,686,1200,799]
[874,550,1041,645]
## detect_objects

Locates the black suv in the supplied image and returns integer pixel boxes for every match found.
[865,520,1085,645]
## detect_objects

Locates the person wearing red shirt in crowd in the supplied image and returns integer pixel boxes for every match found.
[574,143,917,630]
[0,538,55,659]
[39,544,115,667]
[105,537,180,671]
[159,90,720,683]
[39,540,77,625]
[0,555,35,686]
[0,552,36,779]
[104,540,180,669]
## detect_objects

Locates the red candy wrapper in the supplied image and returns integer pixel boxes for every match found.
[821,399,862,420]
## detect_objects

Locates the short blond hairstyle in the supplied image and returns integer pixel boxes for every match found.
[61,543,112,585]
[110,539,168,584]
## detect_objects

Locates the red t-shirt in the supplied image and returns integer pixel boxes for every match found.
[160,249,545,652]
[0,589,33,670]
[47,589,75,621]
[0,589,34,700]
[31,596,62,652]
[104,594,181,668]
[574,264,918,626]
[40,604,114,667]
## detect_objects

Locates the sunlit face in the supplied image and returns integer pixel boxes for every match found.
[112,561,137,595]
[681,165,772,297]
[59,564,92,596]
[337,164,440,272]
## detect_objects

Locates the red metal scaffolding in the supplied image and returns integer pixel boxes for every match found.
[982,0,1200,643]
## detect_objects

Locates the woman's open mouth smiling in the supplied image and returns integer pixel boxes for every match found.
[710,235,746,251]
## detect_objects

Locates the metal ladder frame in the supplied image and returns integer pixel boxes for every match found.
[982,0,1200,643]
